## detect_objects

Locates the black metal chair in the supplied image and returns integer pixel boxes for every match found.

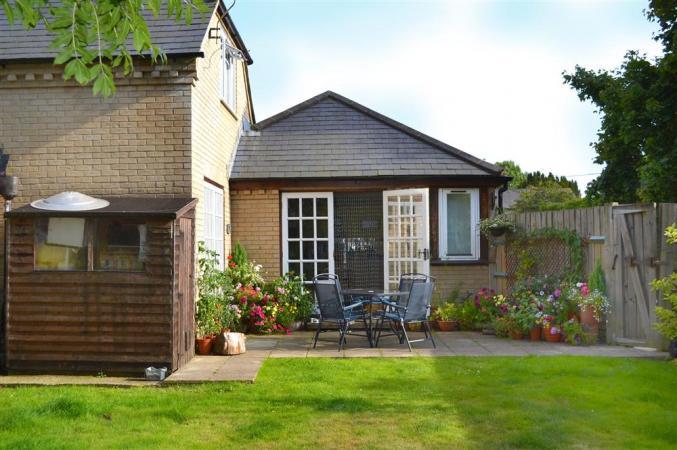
[312,274,371,351]
[375,274,436,351]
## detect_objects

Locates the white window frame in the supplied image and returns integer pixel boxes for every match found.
[438,188,480,261]
[220,29,236,111]
[281,192,334,282]
[203,181,225,269]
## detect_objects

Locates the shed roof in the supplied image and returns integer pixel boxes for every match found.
[0,1,252,64]
[7,197,197,219]
[232,91,503,180]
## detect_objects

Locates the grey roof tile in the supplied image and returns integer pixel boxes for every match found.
[0,1,253,62]
[232,91,502,180]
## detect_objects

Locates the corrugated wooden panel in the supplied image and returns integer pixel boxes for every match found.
[6,217,176,375]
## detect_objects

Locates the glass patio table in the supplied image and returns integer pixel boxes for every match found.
[342,289,406,347]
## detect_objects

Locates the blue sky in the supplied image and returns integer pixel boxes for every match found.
[230,0,661,191]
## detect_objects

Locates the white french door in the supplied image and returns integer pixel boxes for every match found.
[281,192,334,282]
[383,189,430,292]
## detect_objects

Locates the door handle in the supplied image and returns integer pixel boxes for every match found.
[418,248,430,261]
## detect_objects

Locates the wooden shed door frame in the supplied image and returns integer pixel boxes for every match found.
[383,188,430,292]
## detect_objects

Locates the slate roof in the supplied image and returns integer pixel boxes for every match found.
[232,91,503,180]
[7,197,197,219]
[0,1,252,64]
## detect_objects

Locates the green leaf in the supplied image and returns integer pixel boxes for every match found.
[53,48,73,65]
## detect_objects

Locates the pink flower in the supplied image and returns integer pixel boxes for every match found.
[581,285,590,297]
[554,288,562,298]
[255,321,264,326]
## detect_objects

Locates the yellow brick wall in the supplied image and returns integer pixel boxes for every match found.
[0,64,194,203]
[191,13,252,257]
[431,265,492,303]
[230,189,280,277]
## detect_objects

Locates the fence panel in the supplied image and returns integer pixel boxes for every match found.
[493,203,676,349]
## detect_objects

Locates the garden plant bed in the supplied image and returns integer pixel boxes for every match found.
[0,357,675,449]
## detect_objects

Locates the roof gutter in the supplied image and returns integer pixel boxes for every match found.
[497,179,510,213]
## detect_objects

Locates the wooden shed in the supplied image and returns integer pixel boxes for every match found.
[3,195,197,375]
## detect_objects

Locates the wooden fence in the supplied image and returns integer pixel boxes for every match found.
[491,203,676,350]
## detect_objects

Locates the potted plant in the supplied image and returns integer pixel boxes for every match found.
[506,306,531,340]
[196,243,227,355]
[562,318,591,346]
[542,315,562,343]
[479,215,516,238]
[569,282,609,334]
[432,302,461,331]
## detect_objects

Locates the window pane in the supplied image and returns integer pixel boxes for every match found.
[317,241,329,260]
[317,219,328,238]
[302,263,315,281]
[302,220,314,238]
[288,241,300,260]
[302,198,314,217]
[446,193,471,255]
[316,198,328,217]
[95,219,147,271]
[287,198,299,217]
[317,262,329,275]
[288,262,301,276]
[302,241,315,259]
[288,219,299,239]
[35,218,87,271]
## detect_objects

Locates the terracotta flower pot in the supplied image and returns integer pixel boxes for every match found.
[195,337,213,355]
[529,326,542,342]
[436,320,459,331]
[543,325,562,343]
[509,330,524,340]
[580,306,599,330]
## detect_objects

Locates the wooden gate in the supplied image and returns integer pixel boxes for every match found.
[607,206,658,346]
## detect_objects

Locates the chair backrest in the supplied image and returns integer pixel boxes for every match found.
[312,274,345,321]
[403,276,435,322]
[397,273,429,304]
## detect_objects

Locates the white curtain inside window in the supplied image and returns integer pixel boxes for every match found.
[445,192,471,256]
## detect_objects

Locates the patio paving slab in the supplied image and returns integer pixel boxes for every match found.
[2,332,667,386]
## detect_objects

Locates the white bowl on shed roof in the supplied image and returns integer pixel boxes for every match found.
[30,191,110,211]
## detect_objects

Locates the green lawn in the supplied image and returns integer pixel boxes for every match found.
[0,357,675,449]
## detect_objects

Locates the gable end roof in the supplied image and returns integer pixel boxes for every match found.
[253,91,502,175]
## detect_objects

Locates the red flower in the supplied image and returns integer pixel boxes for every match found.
[227,255,233,260]
[229,262,237,268]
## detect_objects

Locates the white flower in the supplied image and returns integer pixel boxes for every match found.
[576,282,583,288]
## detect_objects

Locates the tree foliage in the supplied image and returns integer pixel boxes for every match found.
[496,160,581,196]
[1,0,208,97]
[510,184,584,213]
[563,0,676,203]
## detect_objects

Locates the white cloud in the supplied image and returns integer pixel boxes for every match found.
[248,1,661,191]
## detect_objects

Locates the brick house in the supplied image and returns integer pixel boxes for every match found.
[0,3,508,372]
[0,1,253,268]
[230,91,508,299]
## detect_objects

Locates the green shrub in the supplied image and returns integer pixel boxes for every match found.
[652,224,677,341]
[588,260,607,295]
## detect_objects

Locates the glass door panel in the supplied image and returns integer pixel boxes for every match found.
[383,189,430,292]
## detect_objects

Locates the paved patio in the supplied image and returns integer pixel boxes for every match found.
[1,332,668,386]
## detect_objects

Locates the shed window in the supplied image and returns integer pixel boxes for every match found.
[94,219,147,271]
[438,188,480,260]
[35,217,87,271]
